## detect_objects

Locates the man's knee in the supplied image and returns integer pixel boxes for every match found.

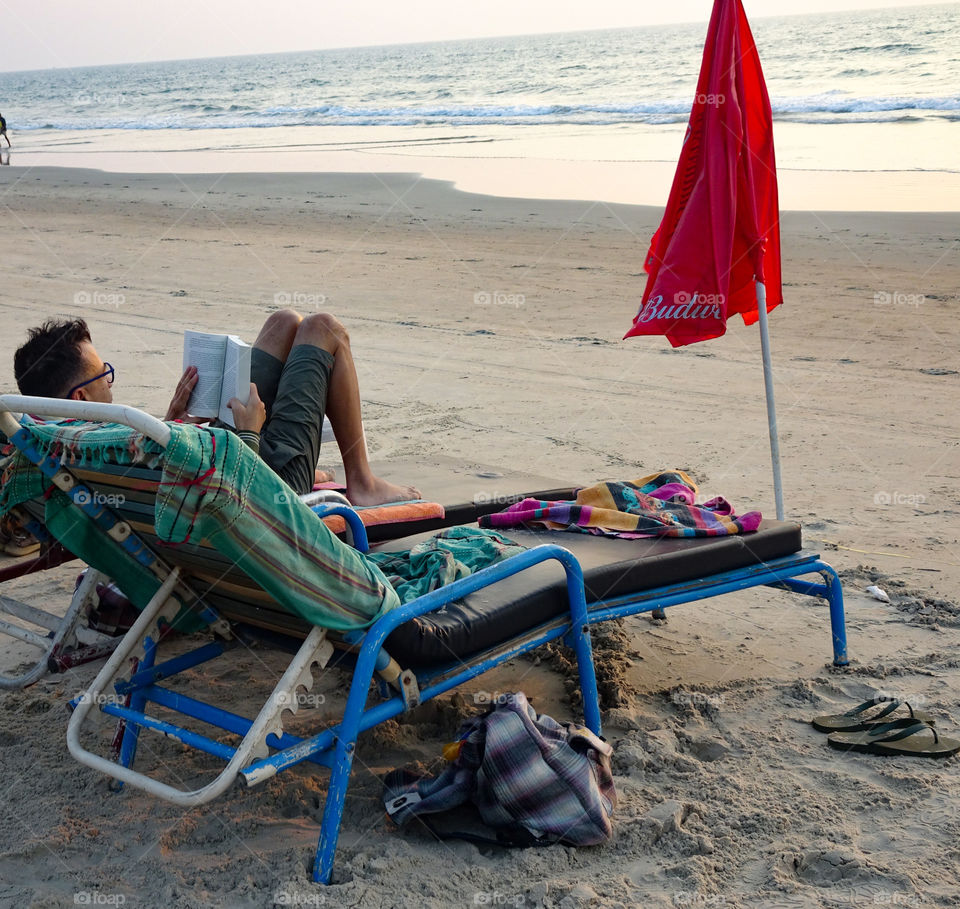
[295,312,348,352]
[255,309,303,354]
[261,308,302,341]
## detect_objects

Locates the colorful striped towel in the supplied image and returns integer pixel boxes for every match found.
[1,418,400,631]
[2,419,527,629]
[157,423,401,630]
[479,471,761,539]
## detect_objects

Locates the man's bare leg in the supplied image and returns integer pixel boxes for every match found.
[253,310,338,482]
[288,313,420,506]
[253,308,301,363]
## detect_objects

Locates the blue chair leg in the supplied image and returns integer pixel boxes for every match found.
[556,548,601,735]
[111,635,158,788]
[818,563,849,666]
[313,645,379,884]
[314,735,358,884]
[569,619,601,736]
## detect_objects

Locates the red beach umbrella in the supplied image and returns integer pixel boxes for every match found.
[624,0,786,516]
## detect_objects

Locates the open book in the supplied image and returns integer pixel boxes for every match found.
[183,330,252,427]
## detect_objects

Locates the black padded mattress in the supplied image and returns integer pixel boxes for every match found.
[381,520,802,666]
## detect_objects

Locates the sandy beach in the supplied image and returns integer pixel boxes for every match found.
[1,165,959,908]
[8,124,960,212]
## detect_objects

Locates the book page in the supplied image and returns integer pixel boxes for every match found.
[218,336,252,426]
[183,330,227,419]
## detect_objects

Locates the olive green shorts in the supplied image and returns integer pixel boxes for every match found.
[251,344,334,495]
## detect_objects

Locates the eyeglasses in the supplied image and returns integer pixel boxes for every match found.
[67,363,115,399]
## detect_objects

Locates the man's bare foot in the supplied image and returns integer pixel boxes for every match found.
[345,475,422,507]
[314,468,337,484]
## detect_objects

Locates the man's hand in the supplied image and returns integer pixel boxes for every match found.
[164,366,199,422]
[227,383,266,433]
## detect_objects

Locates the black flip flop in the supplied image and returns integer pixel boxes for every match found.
[827,720,960,758]
[811,697,935,733]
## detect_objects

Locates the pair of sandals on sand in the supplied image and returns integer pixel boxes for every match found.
[812,697,960,758]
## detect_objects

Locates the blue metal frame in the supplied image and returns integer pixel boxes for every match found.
[77,540,846,884]
[586,552,848,667]
[115,633,159,777]
[86,544,598,883]
[7,417,849,885]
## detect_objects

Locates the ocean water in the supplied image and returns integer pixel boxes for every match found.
[1,2,958,206]
[4,4,958,134]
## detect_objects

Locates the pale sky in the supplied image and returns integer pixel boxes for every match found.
[1,0,951,73]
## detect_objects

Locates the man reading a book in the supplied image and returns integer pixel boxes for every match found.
[13,314,419,506]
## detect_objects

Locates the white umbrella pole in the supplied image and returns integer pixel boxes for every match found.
[755,282,785,520]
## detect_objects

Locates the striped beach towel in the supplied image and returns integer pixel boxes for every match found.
[1,418,400,631]
[479,470,761,538]
[158,422,400,629]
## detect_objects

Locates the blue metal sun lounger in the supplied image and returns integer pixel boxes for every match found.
[0,394,847,884]
[0,426,579,691]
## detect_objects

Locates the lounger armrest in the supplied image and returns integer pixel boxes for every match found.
[308,503,369,553]
[300,490,352,508]
[0,395,170,446]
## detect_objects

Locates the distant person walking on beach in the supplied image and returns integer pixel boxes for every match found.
[0,113,10,148]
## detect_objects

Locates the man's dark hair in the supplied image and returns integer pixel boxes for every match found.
[14,318,92,398]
